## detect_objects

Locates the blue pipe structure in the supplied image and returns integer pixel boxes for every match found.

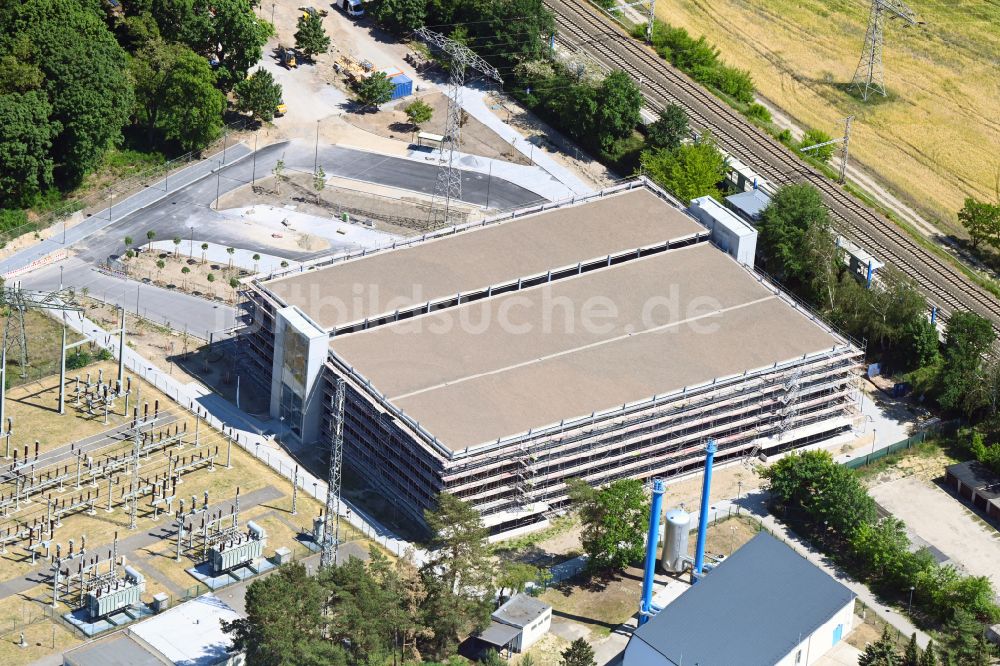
[638,478,665,626]
[693,439,718,583]
[930,306,937,326]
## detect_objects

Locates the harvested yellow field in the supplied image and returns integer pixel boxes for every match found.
[654,0,1000,235]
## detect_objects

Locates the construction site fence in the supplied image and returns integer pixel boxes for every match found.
[842,420,958,470]
[0,120,252,247]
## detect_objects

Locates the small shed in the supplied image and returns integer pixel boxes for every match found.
[479,593,551,655]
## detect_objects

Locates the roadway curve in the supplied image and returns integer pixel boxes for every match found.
[546,0,1000,331]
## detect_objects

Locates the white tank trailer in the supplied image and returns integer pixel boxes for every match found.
[660,508,691,573]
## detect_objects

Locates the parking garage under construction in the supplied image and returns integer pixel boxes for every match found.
[239,180,863,532]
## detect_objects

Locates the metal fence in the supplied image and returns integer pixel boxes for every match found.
[843,420,957,470]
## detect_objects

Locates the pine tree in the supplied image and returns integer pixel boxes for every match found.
[858,626,901,666]
[561,638,596,666]
[294,13,330,59]
[918,640,937,666]
[902,633,920,666]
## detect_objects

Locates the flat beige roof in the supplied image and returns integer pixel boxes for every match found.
[263,188,702,330]
[330,244,843,452]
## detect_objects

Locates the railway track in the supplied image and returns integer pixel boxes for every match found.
[546,0,1000,330]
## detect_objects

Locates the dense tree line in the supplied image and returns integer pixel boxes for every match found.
[0,0,273,214]
[764,450,999,662]
[224,493,546,665]
[753,183,990,393]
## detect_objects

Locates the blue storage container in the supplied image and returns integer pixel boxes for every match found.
[390,74,413,100]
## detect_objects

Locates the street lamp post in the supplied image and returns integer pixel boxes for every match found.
[737,480,743,515]
[189,226,194,259]
[908,586,915,614]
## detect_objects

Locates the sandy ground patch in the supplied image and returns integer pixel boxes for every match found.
[869,476,1000,588]
[346,91,531,166]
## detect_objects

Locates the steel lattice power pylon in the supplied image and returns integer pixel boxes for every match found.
[320,377,345,569]
[414,27,503,225]
[852,0,920,100]
[1,283,83,378]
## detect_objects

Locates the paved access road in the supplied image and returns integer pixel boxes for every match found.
[0,145,252,276]
[4,140,544,281]
[21,261,236,341]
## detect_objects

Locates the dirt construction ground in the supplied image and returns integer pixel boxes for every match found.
[869,476,1000,589]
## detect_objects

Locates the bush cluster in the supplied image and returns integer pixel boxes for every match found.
[636,20,755,104]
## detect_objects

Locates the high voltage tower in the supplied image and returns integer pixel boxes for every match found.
[320,377,345,568]
[852,0,921,101]
[414,27,502,224]
[1,282,83,378]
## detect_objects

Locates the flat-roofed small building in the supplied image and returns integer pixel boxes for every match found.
[240,180,861,531]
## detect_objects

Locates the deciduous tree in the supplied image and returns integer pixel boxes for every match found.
[757,183,838,303]
[156,47,225,151]
[2,0,134,186]
[937,311,995,417]
[640,133,726,204]
[958,198,1000,251]
[203,0,272,89]
[761,450,876,538]
[369,0,426,34]
[800,128,835,162]
[0,90,56,208]
[234,68,283,122]
[568,478,648,571]
[404,99,433,129]
[593,70,642,151]
[646,104,688,151]
[355,71,394,110]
